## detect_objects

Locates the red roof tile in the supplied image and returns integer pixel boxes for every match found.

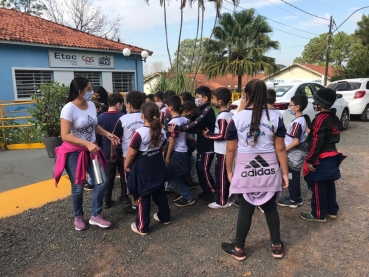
[192,73,265,90]
[0,8,150,54]
[298,63,334,78]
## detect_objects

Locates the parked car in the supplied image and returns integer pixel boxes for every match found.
[229,82,350,130]
[327,78,369,122]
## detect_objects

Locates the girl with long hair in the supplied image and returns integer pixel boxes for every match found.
[124,102,170,235]
[221,79,289,260]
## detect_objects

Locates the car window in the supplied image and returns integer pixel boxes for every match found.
[312,84,324,92]
[271,86,293,97]
[328,82,361,91]
[296,85,313,98]
[366,81,369,90]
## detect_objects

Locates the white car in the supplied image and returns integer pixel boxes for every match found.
[327,78,369,122]
[229,82,350,130]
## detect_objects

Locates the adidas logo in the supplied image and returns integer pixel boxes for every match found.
[241,155,276,177]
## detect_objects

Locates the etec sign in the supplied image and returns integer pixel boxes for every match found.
[48,51,114,68]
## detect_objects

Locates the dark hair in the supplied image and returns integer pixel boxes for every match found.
[92,100,101,110]
[166,95,182,112]
[290,94,308,112]
[141,102,163,148]
[142,92,147,98]
[154,91,164,102]
[95,86,109,106]
[213,87,232,105]
[195,86,212,102]
[100,105,108,113]
[180,91,194,102]
[181,101,197,113]
[304,114,312,130]
[126,90,145,110]
[146,94,154,102]
[108,92,124,107]
[267,89,276,105]
[245,79,273,146]
[163,90,176,103]
[66,76,89,103]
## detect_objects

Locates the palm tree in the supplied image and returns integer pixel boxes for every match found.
[145,0,172,68]
[201,9,279,92]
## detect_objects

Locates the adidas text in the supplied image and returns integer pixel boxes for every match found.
[241,168,276,177]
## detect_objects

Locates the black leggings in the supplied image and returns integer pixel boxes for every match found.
[234,194,281,249]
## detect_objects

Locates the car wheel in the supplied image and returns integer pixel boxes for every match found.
[360,105,369,122]
[340,108,350,131]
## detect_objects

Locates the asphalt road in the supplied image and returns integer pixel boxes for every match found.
[0,120,368,277]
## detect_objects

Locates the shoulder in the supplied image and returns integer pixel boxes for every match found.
[61,102,74,111]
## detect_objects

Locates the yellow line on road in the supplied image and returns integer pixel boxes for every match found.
[0,176,71,218]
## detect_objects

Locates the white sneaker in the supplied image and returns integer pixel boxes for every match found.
[208,202,231,209]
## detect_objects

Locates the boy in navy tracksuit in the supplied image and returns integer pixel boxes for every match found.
[202,87,233,208]
[169,86,216,202]
[301,88,346,222]
[96,93,128,208]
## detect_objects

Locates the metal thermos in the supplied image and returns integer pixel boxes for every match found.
[92,156,104,185]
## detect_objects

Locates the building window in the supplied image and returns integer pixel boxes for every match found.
[14,70,53,99]
[74,72,101,89]
[112,72,134,92]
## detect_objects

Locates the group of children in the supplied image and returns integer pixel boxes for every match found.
[91,80,345,259]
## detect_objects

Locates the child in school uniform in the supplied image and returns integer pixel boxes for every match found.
[165,96,195,207]
[111,90,145,214]
[168,86,216,202]
[267,89,283,120]
[124,102,170,235]
[301,88,346,222]
[221,79,288,261]
[202,87,233,209]
[278,94,311,208]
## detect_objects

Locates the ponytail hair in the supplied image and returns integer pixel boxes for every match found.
[66,76,89,103]
[245,79,274,146]
[141,102,163,148]
[303,114,312,130]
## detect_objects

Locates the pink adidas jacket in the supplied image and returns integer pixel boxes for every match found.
[53,142,106,187]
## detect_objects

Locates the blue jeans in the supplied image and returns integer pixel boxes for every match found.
[65,152,107,217]
[169,177,192,201]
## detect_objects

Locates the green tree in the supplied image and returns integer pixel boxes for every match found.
[294,32,352,66]
[201,9,279,92]
[354,14,369,46]
[0,0,46,16]
[172,38,209,73]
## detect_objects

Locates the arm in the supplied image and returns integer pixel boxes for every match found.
[286,138,300,151]
[274,136,289,189]
[61,119,99,153]
[203,119,228,141]
[165,137,175,164]
[179,105,214,132]
[110,120,123,162]
[124,148,138,172]
[226,139,238,183]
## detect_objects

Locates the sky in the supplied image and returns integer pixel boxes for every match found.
[95,0,369,73]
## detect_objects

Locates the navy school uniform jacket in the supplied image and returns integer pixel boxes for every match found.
[178,102,216,153]
[96,111,125,159]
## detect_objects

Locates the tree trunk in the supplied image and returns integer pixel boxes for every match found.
[189,2,200,75]
[163,0,172,68]
[177,5,184,75]
[238,73,242,92]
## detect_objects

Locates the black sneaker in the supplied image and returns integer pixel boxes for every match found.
[277,197,303,208]
[172,193,182,202]
[174,198,195,207]
[104,199,114,209]
[221,242,247,261]
[271,241,284,259]
[84,182,94,191]
[300,211,326,222]
[124,205,138,214]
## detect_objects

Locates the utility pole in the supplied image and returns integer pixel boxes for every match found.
[324,16,333,86]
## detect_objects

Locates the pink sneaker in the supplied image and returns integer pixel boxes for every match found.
[89,214,111,228]
[74,215,86,231]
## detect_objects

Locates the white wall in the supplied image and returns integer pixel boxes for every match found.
[53,71,74,86]
[102,72,113,93]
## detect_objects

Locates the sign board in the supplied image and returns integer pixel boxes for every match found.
[48,51,114,68]
[265,79,322,84]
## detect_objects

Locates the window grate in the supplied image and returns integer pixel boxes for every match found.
[112,72,134,93]
[15,70,53,99]
[74,72,101,89]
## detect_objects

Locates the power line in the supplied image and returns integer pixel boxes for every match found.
[264,0,328,26]
[280,0,329,21]
[332,6,369,33]
[222,1,314,39]
[266,17,319,35]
